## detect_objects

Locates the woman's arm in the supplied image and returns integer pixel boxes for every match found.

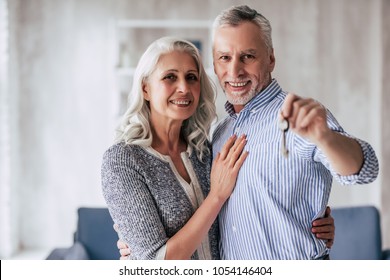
[312,206,335,248]
[117,204,336,259]
[102,146,168,259]
[104,135,248,260]
[164,134,248,259]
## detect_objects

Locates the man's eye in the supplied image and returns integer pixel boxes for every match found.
[242,54,255,61]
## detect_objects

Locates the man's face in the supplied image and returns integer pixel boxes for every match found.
[213,21,275,112]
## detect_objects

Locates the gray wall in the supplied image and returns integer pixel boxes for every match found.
[3,0,389,257]
[381,0,390,253]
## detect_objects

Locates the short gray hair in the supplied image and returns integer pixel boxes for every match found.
[212,5,273,53]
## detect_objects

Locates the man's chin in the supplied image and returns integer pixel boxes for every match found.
[226,92,257,105]
[226,97,250,106]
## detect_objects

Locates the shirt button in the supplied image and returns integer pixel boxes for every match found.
[232,225,237,232]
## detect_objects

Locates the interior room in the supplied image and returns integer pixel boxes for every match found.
[1,0,389,260]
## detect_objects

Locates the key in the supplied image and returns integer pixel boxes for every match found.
[278,118,289,158]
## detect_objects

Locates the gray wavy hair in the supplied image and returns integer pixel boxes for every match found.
[116,37,217,161]
[212,5,273,53]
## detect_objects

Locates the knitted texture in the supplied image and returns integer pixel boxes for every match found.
[101,142,220,259]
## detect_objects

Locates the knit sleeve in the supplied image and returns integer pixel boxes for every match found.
[101,144,168,259]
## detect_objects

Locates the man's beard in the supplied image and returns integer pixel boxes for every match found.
[224,85,259,105]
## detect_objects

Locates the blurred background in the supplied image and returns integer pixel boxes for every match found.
[1,0,389,259]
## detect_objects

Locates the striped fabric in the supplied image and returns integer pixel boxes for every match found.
[212,79,379,260]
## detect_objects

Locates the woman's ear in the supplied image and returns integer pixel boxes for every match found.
[142,82,150,101]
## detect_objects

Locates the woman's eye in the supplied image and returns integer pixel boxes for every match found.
[187,74,198,81]
[220,56,230,61]
[164,74,176,80]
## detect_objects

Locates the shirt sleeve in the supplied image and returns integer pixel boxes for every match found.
[315,136,379,185]
[101,145,168,259]
[294,108,379,185]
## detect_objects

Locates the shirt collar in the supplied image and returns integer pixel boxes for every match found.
[224,79,281,117]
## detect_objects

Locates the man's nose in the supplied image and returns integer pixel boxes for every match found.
[228,57,244,77]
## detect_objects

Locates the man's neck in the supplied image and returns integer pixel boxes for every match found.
[233,104,245,114]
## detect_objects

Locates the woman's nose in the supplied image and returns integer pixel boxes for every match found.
[177,79,190,93]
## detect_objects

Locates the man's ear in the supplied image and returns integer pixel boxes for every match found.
[269,48,276,72]
[142,82,150,101]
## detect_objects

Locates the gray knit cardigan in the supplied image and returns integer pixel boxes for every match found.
[101,142,220,259]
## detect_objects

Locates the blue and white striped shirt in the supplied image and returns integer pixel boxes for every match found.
[212,79,379,260]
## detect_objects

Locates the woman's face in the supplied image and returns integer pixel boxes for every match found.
[143,51,201,126]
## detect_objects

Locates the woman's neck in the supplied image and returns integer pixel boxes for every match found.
[150,122,186,156]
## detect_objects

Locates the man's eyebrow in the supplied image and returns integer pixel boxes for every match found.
[214,49,257,55]
[241,49,257,55]
[215,51,230,55]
